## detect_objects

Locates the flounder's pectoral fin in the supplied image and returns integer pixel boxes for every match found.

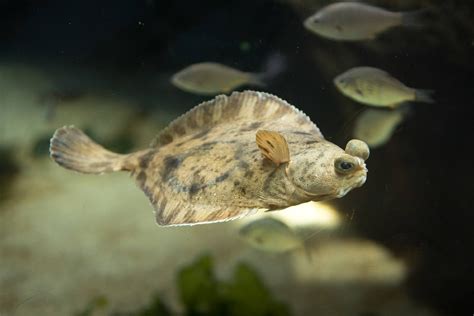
[153,195,262,226]
[256,130,290,166]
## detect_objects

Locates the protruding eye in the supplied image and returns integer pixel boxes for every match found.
[345,139,370,161]
[335,157,356,174]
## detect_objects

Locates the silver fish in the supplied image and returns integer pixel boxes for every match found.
[304,2,424,41]
[334,66,434,108]
[353,108,407,148]
[239,217,304,252]
[171,62,264,95]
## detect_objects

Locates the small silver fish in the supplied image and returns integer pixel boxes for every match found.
[304,2,424,41]
[353,108,407,148]
[334,66,434,108]
[171,62,264,95]
[239,217,304,253]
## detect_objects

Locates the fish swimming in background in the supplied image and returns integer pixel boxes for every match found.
[171,62,262,95]
[353,107,407,148]
[239,216,304,253]
[304,2,426,41]
[171,54,285,95]
[334,66,434,108]
[49,91,369,226]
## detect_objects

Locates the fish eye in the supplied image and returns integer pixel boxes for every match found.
[334,157,355,174]
[345,139,370,161]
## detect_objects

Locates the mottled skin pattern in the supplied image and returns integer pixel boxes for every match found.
[50,91,369,226]
[129,91,367,225]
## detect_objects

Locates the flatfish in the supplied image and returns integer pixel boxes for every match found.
[50,91,369,226]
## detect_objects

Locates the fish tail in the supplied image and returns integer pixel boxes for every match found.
[49,126,133,174]
[401,8,432,28]
[249,51,287,87]
[247,73,267,87]
[414,89,435,103]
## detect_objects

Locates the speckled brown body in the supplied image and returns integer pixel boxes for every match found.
[130,92,330,225]
[133,124,335,222]
[50,91,369,226]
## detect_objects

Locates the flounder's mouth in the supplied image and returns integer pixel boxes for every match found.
[289,178,334,201]
[356,174,367,187]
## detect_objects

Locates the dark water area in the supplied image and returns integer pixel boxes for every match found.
[0,0,473,315]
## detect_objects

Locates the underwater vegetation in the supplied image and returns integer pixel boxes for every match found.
[76,254,290,316]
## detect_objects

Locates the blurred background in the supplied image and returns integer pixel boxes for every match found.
[0,0,473,315]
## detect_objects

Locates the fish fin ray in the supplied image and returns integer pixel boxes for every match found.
[49,126,132,174]
[152,194,262,226]
[256,130,290,166]
[151,91,323,147]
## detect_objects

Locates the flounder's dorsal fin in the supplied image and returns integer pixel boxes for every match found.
[151,90,323,147]
[256,130,290,166]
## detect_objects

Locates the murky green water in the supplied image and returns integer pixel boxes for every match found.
[0,1,472,315]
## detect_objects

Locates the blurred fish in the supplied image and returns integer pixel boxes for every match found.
[304,2,426,41]
[334,66,434,108]
[171,53,285,95]
[171,62,261,95]
[239,217,304,253]
[353,107,408,148]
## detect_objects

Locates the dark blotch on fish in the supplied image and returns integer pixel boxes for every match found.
[215,173,229,183]
[189,183,203,196]
[136,171,147,185]
[139,150,156,169]
[162,155,181,180]
[240,121,263,132]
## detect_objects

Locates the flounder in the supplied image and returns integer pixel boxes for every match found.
[49,91,369,226]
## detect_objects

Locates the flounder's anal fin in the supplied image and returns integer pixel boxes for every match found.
[256,130,290,166]
[131,166,263,226]
[152,195,262,226]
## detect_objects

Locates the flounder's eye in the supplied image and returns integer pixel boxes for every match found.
[335,157,356,174]
[345,139,370,161]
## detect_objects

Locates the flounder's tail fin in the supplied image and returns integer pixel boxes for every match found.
[50,126,133,174]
